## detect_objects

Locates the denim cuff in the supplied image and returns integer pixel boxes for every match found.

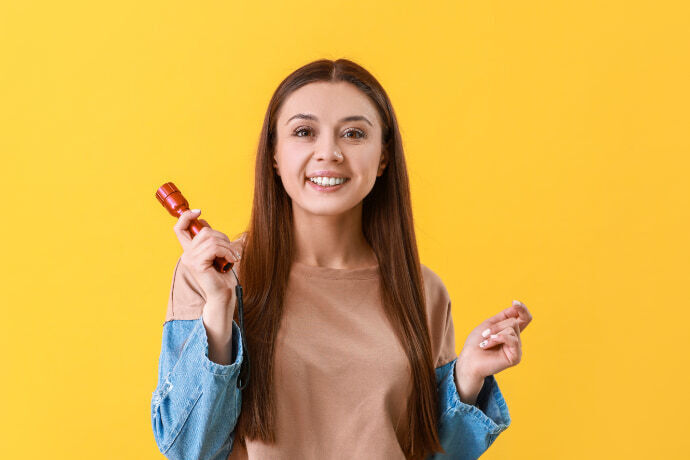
[195,317,244,376]
[439,358,511,435]
[152,318,244,455]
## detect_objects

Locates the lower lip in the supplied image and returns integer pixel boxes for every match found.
[306,178,349,192]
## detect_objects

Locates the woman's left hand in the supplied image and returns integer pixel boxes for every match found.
[456,300,533,403]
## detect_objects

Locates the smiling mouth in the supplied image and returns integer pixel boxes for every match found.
[306,177,350,187]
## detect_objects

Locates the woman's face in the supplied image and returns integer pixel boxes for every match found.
[273,81,387,217]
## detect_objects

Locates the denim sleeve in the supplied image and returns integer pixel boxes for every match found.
[151,316,244,460]
[427,357,511,460]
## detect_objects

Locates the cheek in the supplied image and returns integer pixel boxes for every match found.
[356,148,384,181]
[274,146,308,187]
[274,144,299,170]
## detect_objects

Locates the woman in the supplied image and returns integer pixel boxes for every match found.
[151,58,533,460]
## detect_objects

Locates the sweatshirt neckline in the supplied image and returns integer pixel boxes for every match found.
[290,260,380,280]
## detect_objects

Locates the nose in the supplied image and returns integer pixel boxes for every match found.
[313,135,344,163]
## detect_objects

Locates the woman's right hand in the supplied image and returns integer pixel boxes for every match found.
[173,209,244,303]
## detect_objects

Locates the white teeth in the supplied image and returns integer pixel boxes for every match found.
[309,176,347,186]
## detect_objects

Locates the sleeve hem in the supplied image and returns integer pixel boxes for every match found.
[197,318,244,376]
[152,318,243,457]
[441,358,511,435]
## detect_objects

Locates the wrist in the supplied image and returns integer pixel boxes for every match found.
[206,294,233,307]
[455,360,484,406]
[203,297,235,328]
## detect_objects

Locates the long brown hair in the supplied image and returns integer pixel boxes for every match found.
[232,58,444,459]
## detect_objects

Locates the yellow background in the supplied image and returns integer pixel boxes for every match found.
[1,1,688,458]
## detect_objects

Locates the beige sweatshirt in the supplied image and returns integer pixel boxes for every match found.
[164,258,457,459]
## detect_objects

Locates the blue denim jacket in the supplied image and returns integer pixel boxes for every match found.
[151,318,511,460]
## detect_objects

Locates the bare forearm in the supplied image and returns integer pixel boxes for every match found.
[455,360,484,406]
[202,296,236,365]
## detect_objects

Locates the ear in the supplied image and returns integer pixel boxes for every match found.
[273,154,280,176]
[376,149,388,177]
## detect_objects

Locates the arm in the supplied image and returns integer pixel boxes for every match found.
[151,316,244,460]
[419,265,515,459]
[454,358,484,406]
[427,357,511,460]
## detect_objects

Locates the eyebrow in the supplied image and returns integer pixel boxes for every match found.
[285,113,373,127]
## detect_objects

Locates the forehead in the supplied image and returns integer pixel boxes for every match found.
[277,81,381,126]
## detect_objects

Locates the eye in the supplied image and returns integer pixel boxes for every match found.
[293,126,313,137]
[344,128,366,139]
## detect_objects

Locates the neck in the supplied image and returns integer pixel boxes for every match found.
[292,201,377,269]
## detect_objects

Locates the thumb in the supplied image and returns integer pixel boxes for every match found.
[174,209,202,247]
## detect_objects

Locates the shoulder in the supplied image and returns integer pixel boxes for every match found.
[164,256,207,322]
[420,263,457,367]
[420,263,451,311]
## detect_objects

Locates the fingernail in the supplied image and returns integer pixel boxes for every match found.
[482,328,491,338]
[512,300,521,307]
[191,209,200,213]
[479,340,488,348]
[490,334,498,339]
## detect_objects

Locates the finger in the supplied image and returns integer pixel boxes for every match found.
[211,244,241,263]
[194,232,240,261]
[214,228,234,244]
[196,229,243,256]
[479,329,503,349]
[195,223,234,245]
[191,226,215,248]
[226,243,241,260]
[209,231,235,249]
[196,236,233,256]
[481,333,522,365]
[196,238,241,262]
[173,209,201,250]
[479,328,519,350]
[497,325,521,346]
[482,317,521,339]
[485,301,533,332]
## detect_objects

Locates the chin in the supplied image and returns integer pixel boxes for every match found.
[304,205,351,217]
[295,197,361,217]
